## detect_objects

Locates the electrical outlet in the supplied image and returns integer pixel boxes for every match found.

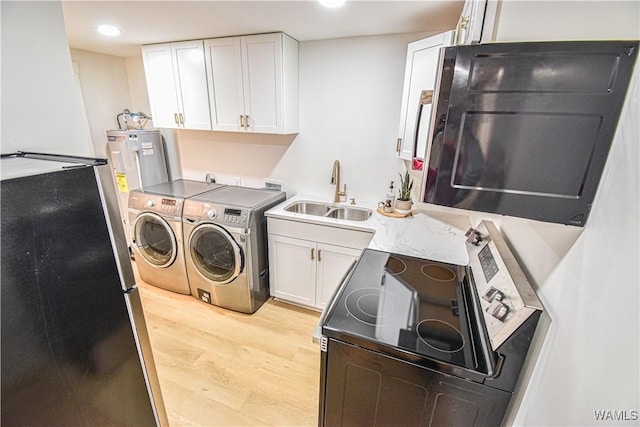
[205,173,215,184]
[234,176,241,186]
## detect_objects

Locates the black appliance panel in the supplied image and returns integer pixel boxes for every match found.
[423,41,639,226]
[1,166,157,426]
[322,339,510,427]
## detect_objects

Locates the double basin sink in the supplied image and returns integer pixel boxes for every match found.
[284,201,372,222]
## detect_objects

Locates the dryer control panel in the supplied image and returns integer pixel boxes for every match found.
[222,207,249,228]
[183,200,250,229]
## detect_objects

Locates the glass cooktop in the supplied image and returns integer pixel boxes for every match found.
[322,249,478,370]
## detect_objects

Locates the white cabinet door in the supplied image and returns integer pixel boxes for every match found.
[316,244,361,310]
[241,33,283,133]
[142,41,211,130]
[205,37,245,131]
[205,32,298,134]
[268,235,316,307]
[456,0,499,45]
[397,31,454,161]
[171,40,211,130]
[142,44,180,128]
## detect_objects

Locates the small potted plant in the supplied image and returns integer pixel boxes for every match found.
[395,171,414,213]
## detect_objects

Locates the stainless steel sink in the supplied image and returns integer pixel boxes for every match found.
[284,201,372,222]
[324,207,372,221]
[284,201,331,216]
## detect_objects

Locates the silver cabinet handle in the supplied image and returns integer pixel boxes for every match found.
[179,113,184,125]
[413,90,434,158]
[244,115,250,128]
[456,15,470,45]
[174,113,179,125]
[239,115,244,127]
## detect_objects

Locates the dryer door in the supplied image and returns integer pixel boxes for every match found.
[132,212,178,268]
[189,224,244,284]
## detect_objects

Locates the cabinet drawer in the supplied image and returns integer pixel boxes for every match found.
[268,218,373,249]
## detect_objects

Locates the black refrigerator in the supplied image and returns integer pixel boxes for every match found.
[1,152,169,426]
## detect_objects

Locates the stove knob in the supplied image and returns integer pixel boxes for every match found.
[482,286,504,302]
[145,199,156,208]
[207,209,217,219]
[487,301,509,321]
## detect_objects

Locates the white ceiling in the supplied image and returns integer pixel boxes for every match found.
[62,1,464,57]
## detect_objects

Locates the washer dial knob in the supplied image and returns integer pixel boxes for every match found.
[207,209,217,219]
[145,199,156,208]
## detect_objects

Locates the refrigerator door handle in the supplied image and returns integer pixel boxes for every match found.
[124,285,138,294]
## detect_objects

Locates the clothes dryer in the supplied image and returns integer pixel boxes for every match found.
[183,186,285,313]
[129,179,225,294]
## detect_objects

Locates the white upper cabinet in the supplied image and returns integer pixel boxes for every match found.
[456,0,499,45]
[205,33,299,134]
[396,31,455,161]
[142,41,211,130]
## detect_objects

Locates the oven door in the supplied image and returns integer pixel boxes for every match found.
[188,223,244,285]
[132,212,177,268]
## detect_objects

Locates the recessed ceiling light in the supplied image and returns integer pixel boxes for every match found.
[319,0,346,8]
[97,24,121,37]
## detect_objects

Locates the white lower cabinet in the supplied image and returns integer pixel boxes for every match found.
[267,218,372,310]
[315,243,361,309]
[269,235,317,307]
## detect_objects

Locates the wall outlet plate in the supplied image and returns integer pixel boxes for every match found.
[265,179,285,192]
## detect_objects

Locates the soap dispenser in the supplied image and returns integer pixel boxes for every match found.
[385,181,395,210]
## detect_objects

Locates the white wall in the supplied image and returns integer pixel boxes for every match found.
[492,2,639,425]
[494,1,640,42]
[70,49,132,156]
[513,68,639,427]
[1,1,92,156]
[175,33,427,201]
[125,56,152,116]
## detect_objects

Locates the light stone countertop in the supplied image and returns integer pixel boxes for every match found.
[265,194,471,266]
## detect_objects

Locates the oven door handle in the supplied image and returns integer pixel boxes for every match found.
[312,257,359,343]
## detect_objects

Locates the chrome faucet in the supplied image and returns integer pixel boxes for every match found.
[331,160,347,203]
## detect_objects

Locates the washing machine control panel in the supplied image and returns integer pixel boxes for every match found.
[160,198,180,214]
[223,207,248,227]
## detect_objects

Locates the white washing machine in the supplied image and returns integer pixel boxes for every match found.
[128,179,225,294]
[182,186,285,313]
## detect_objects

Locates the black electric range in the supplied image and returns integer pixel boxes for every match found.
[318,221,544,427]
[322,249,485,374]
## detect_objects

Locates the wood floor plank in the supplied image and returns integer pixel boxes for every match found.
[135,266,321,426]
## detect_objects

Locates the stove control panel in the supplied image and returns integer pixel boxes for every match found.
[466,221,543,350]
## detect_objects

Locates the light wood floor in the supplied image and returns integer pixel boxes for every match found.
[135,270,321,426]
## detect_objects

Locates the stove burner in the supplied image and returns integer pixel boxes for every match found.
[345,288,400,326]
[385,256,406,275]
[416,319,465,353]
[421,264,456,281]
[356,294,379,317]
